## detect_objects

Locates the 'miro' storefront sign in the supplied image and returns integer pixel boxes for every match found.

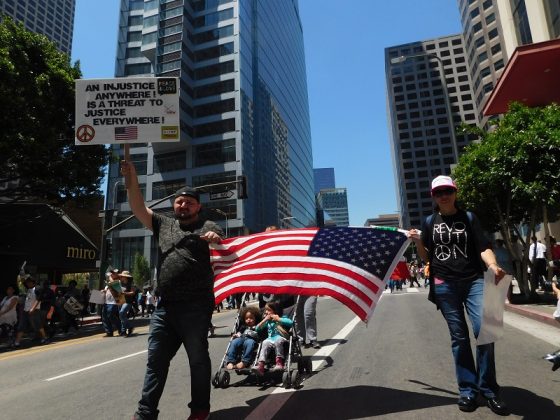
[75,77,180,145]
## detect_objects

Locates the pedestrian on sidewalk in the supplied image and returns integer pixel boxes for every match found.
[408,175,509,416]
[118,270,136,337]
[122,154,223,420]
[101,269,122,337]
[529,236,547,294]
[14,276,49,347]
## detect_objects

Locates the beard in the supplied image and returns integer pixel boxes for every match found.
[174,208,197,222]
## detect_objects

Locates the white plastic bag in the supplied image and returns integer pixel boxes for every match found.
[477,272,512,346]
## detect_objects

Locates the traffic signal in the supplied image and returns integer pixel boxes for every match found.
[237,175,248,199]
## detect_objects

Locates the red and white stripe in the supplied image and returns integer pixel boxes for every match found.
[210,228,387,322]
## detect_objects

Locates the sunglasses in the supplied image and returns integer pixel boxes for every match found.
[433,188,456,197]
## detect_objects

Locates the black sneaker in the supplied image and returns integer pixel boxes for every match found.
[127,328,134,337]
[311,341,321,349]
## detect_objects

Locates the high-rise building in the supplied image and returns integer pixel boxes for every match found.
[316,187,349,227]
[0,0,75,54]
[457,0,559,127]
[313,167,335,193]
[106,0,314,269]
[364,214,400,228]
[385,34,479,228]
[386,1,559,229]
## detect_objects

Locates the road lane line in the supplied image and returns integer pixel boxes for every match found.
[45,350,147,381]
[245,316,361,420]
[0,326,151,362]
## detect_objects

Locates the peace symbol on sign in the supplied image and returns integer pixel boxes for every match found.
[435,245,451,261]
[76,125,95,143]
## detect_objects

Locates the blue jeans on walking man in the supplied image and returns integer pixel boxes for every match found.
[119,302,132,335]
[102,304,120,335]
[435,278,499,399]
[135,297,213,420]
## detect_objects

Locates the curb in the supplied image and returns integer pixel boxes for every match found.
[505,303,560,329]
[81,317,101,325]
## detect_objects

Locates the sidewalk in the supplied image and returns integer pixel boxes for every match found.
[505,290,559,329]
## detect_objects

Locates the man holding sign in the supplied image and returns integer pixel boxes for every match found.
[121,146,223,420]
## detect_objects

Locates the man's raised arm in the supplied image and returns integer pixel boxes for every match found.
[120,145,153,231]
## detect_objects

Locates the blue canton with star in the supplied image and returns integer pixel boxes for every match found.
[308,227,408,278]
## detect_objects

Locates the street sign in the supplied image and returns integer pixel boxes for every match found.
[209,190,235,200]
[75,77,180,145]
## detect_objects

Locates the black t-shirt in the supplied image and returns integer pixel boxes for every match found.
[422,210,490,282]
[152,213,223,301]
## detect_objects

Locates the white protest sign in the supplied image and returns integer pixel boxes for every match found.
[75,77,180,145]
[89,289,105,305]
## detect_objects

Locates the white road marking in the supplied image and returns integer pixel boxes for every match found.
[245,316,361,420]
[44,350,147,381]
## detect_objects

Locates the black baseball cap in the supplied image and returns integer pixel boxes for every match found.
[174,186,199,202]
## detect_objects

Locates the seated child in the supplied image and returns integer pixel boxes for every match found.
[225,306,261,369]
[252,301,293,375]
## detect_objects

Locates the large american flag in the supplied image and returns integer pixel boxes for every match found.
[210,226,410,322]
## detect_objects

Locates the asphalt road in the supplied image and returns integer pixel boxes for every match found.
[1,288,559,420]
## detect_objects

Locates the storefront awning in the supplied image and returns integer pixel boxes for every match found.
[483,39,560,116]
[0,203,99,274]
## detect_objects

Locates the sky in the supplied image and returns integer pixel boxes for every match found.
[71,0,462,226]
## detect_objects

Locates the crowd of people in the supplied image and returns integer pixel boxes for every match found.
[0,267,161,349]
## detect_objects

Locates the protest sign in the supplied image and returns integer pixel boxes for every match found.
[75,77,180,145]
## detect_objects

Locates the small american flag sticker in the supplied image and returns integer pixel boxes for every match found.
[114,126,138,141]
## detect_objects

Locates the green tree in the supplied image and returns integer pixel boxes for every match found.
[0,18,109,203]
[132,252,151,287]
[453,102,560,298]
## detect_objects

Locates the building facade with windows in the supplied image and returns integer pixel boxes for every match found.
[385,34,479,229]
[0,0,75,54]
[316,187,349,227]
[106,0,314,269]
[364,214,400,228]
[313,167,335,193]
[457,0,559,127]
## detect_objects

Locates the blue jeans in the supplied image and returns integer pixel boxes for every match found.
[136,297,213,420]
[119,303,132,334]
[226,336,257,365]
[102,304,120,335]
[435,278,499,399]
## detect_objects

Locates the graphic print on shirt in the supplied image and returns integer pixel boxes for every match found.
[433,220,468,261]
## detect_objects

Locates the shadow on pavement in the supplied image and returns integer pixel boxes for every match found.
[210,384,559,419]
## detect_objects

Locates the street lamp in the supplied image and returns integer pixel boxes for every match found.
[390,54,459,163]
[212,208,229,238]
[280,216,296,229]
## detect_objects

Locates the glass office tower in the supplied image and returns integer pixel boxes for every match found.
[106,0,314,270]
[0,0,75,54]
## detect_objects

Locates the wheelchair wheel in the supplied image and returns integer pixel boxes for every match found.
[212,372,220,388]
[282,371,291,388]
[218,370,230,388]
[290,369,301,388]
